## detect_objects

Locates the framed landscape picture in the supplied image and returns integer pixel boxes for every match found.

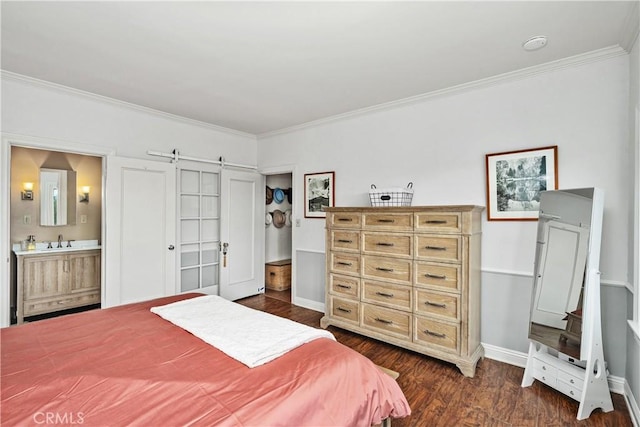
[304,171,335,218]
[485,145,558,221]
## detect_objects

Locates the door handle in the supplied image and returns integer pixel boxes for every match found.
[168,245,175,250]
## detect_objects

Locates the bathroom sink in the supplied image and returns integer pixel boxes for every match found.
[13,239,101,255]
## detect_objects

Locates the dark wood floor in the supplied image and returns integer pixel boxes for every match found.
[238,293,633,427]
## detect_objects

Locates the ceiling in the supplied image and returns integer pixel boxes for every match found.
[1,1,638,136]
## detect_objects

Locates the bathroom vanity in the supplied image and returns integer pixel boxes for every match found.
[14,241,101,324]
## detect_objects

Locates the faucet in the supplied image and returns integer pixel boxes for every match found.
[57,234,63,248]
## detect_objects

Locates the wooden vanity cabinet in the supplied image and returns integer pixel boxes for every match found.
[321,206,484,377]
[16,249,101,323]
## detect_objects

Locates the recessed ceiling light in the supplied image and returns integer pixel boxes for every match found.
[522,36,548,51]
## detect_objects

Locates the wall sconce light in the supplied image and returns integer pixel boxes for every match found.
[79,186,90,203]
[21,182,34,201]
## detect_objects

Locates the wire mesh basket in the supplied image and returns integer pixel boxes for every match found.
[369,182,414,207]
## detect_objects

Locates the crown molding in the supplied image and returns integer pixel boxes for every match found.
[258,45,628,139]
[620,1,640,52]
[0,70,256,140]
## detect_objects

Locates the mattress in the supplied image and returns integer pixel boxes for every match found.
[2,293,410,426]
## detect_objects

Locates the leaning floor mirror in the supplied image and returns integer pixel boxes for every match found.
[521,188,613,420]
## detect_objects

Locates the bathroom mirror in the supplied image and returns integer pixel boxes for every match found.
[39,168,77,226]
[527,188,602,360]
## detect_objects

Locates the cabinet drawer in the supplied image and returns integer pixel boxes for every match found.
[329,296,360,324]
[557,369,584,390]
[556,378,581,401]
[362,304,411,340]
[362,280,411,311]
[415,235,461,262]
[329,212,361,229]
[415,212,462,233]
[24,292,100,316]
[532,357,559,378]
[329,274,360,298]
[362,232,412,258]
[329,252,361,276]
[363,213,413,231]
[330,230,360,252]
[533,369,557,389]
[414,261,460,292]
[414,289,459,321]
[414,316,459,353]
[363,255,411,284]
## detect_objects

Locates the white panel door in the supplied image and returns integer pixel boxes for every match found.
[104,156,176,307]
[219,169,264,301]
[531,220,589,329]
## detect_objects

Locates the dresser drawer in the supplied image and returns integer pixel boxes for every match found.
[363,255,412,284]
[363,212,413,231]
[329,296,360,324]
[556,378,581,402]
[362,280,411,311]
[328,212,361,229]
[362,232,412,258]
[414,261,460,292]
[330,230,360,252]
[557,368,584,390]
[532,356,559,378]
[415,235,461,262]
[414,289,459,321]
[329,252,361,276]
[415,212,462,234]
[414,316,459,353]
[329,274,360,298]
[362,303,411,340]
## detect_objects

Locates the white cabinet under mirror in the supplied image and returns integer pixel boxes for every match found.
[521,187,613,420]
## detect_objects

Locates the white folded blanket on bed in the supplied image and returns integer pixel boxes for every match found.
[150,295,335,368]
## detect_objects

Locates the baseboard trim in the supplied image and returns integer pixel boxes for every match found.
[292,296,324,313]
[481,342,626,395]
[625,381,640,427]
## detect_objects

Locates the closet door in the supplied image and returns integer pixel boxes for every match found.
[219,169,265,301]
[178,163,221,295]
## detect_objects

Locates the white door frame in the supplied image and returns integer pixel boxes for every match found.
[0,133,113,327]
[258,164,297,303]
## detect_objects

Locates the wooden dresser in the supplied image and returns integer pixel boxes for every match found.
[321,205,484,377]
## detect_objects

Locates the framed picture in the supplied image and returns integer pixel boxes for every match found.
[485,145,558,221]
[304,171,335,218]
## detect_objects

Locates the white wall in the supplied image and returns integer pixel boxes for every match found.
[258,54,631,376]
[1,74,257,327]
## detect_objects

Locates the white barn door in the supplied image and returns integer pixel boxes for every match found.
[104,156,176,307]
[219,169,264,301]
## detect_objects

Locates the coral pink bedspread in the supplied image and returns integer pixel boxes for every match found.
[2,294,410,426]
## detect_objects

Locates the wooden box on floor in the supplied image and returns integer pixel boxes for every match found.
[265,259,291,291]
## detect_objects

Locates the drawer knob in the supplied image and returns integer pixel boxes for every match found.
[375,291,394,298]
[376,242,395,247]
[425,273,446,279]
[337,307,352,313]
[377,219,395,223]
[426,220,447,224]
[337,218,353,222]
[376,267,394,272]
[570,379,574,384]
[425,245,446,251]
[336,284,352,289]
[270,272,276,276]
[337,239,353,243]
[542,366,546,371]
[337,261,353,266]
[424,329,446,338]
[375,317,393,325]
[425,300,446,308]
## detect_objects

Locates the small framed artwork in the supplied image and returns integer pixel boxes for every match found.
[304,171,335,218]
[485,145,558,221]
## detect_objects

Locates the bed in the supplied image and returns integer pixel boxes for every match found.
[2,293,410,426]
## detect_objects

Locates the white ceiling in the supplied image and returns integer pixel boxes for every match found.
[2,1,638,136]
